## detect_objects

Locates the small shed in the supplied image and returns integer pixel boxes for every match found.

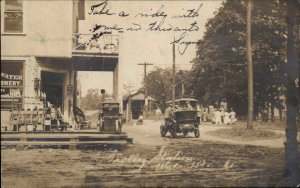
[123,91,156,120]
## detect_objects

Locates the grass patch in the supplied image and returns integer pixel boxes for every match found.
[208,125,282,141]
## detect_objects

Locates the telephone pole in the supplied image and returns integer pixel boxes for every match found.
[246,0,253,129]
[138,62,153,117]
[124,83,135,122]
[283,0,299,185]
[172,43,176,106]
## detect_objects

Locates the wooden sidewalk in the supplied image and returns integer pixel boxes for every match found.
[1,131,133,150]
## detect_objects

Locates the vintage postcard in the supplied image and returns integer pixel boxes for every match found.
[1,0,299,187]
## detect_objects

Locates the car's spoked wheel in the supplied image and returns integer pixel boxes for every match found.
[170,127,177,138]
[194,128,200,138]
[160,126,167,137]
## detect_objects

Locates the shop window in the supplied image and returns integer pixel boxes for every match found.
[1,61,24,110]
[4,0,23,33]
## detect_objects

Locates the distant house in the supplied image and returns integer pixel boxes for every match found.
[123,91,156,120]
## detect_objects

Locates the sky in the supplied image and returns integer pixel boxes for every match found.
[78,0,223,97]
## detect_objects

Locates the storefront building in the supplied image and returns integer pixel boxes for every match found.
[1,0,122,127]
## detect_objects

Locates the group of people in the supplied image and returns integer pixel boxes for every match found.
[212,108,237,125]
[198,106,237,125]
[45,103,65,126]
[155,100,238,125]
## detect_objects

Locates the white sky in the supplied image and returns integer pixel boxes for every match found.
[78,0,223,96]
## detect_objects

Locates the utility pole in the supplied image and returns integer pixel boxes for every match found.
[138,62,153,117]
[124,83,135,122]
[172,43,176,106]
[181,83,184,98]
[223,69,226,99]
[246,0,253,129]
[283,0,299,185]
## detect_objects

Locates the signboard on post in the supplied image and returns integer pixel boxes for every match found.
[67,84,73,98]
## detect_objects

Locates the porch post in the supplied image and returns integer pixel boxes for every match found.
[73,70,78,110]
[113,63,119,101]
[68,64,73,120]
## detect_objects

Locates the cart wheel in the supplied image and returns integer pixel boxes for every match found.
[100,123,104,131]
[118,121,122,133]
[160,125,167,137]
[194,128,200,138]
[13,124,17,131]
[183,130,188,137]
[118,126,122,133]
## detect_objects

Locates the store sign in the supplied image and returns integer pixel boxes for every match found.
[1,73,23,86]
[1,88,23,98]
[1,61,24,109]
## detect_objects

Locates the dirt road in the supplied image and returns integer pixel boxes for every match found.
[1,119,297,187]
[124,119,286,148]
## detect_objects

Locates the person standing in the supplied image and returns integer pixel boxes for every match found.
[203,108,208,122]
[208,106,215,122]
[164,104,174,125]
[215,109,222,125]
[220,107,225,123]
[224,111,231,125]
[230,108,237,124]
[155,107,162,120]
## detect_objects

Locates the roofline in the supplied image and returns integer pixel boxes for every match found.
[166,98,198,103]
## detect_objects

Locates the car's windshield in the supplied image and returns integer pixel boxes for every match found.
[176,101,197,110]
[174,111,197,120]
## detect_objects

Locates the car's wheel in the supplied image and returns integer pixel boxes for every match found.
[194,128,200,138]
[170,127,177,138]
[160,125,167,137]
[183,130,188,137]
[118,121,122,133]
[118,126,122,133]
[100,123,104,131]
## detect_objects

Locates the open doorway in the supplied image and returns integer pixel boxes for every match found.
[77,71,113,109]
[76,71,113,128]
[41,71,65,110]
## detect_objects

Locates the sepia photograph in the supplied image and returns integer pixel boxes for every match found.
[1,0,300,187]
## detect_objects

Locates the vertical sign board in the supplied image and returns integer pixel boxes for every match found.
[67,84,73,98]
[1,61,24,110]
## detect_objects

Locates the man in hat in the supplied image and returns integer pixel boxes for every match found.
[164,104,173,118]
[186,101,193,110]
[164,104,174,126]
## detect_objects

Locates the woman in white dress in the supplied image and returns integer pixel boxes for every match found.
[214,109,222,124]
[224,111,231,125]
[230,109,237,124]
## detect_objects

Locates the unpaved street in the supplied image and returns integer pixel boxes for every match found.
[1,120,294,187]
[124,119,286,148]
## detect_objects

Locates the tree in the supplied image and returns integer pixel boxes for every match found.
[80,89,103,110]
[144,67,173,110]
[191,0,288,117]
[145,67,195,111]
[175,70,194,98]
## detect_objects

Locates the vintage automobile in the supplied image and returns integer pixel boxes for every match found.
[98,101,122,133]
[160,98,200,138]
